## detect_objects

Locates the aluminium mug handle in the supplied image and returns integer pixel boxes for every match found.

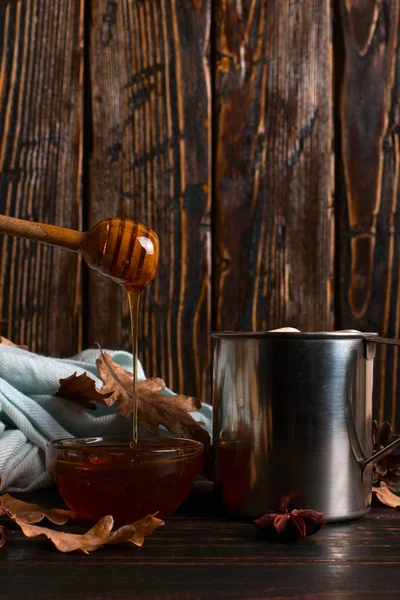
[362,335,400,480]
[362,333,400,481]
[345,334,400,483]
[363,334,400,479]
[362,436,400,483]
[364,336,400,359]
[365,336,400,348]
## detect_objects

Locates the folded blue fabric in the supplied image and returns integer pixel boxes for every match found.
[0,346,212,493]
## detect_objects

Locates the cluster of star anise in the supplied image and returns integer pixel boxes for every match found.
[372,420,400,492]
[255,508,325,541]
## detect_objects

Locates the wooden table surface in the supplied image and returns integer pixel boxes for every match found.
[1,482,400,599]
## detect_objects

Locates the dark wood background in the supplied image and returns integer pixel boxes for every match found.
[0,0,399,426]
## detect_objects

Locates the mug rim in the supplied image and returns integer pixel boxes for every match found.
[210,330,379,340]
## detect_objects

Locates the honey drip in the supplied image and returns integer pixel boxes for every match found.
[126,287,141,445]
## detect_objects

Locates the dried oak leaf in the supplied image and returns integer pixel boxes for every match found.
[0,494,77,525]
[0,525,6,549]
[16,514,164,554]
[56,372,113,410]
[372,481,400,509]
[0,336,28,350]
[138,389,210,449]
[255,508,325,540]
[95,351,137,414]
[106,513,164,547]
[96,350,210,448]
[55,348,210,448]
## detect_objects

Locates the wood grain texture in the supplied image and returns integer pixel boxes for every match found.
[88,0,211,400]
[338,0,400,427]
[214,0,335,332]
[0,0,83,356]
[1,487,400,599]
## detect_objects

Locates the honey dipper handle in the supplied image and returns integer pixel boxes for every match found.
[0,214,85,252]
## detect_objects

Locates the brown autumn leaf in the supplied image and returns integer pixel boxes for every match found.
[56,372,113,410]
[0,336,15,346]
[0,526,6,549]
[106,514,164,547]
[138,393,210,449]
[96,350,209,448]
[56,348,209,448]
[95,352,136,414]
[0,336,28,350]
[96,351,200,413]
[373,481,400,509]
[0,494,77,525]
[16,514,164,554]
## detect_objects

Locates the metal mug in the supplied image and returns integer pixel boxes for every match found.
[212,331,400,522]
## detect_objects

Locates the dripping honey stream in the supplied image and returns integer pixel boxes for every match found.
[0,215,159,443]
[0,214,205,522]
[126,287,140,444]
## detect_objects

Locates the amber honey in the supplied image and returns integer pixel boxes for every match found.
[0,215,205,520]
[45,224,205,523]
[47,437,203,523]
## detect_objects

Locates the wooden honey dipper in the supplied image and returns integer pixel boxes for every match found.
[0,214,159,290]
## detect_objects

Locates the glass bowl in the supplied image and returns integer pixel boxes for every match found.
[46,436,204,524]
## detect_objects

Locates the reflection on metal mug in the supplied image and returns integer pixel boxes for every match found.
[212,331,400,522]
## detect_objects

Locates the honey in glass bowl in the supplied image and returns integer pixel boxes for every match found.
[46,436,204,524]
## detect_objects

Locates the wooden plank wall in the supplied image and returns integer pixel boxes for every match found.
[338,0,400,426]
[88,0,211,398]
[0,0,400,425]
[0,0,83,357]
[214,0,334,333]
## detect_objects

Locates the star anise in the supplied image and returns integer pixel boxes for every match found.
[255,508,325,540]
[372,421,400,493]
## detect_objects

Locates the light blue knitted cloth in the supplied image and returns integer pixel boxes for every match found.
[0,346,212,493]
